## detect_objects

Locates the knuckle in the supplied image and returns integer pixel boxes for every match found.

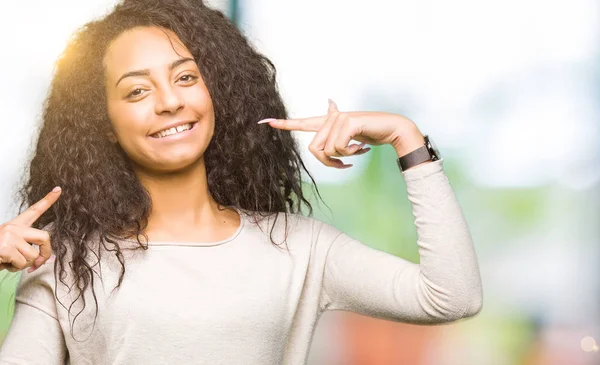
[3,223,17,232]
[334,142,347,152]
[0,230,18,248]
[0,237,13,252]
[12,261,26,270]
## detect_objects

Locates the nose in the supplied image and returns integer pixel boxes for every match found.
[154,86,184,115]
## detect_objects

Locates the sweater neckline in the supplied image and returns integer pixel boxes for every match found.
[122,208,247,248]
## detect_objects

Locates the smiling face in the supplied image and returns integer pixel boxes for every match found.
[104,26,214,173]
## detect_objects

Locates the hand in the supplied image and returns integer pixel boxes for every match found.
[0,187,61,273]
[258,99,423,168]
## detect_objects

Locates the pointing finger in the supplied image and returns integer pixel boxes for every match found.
[257,115,327,132]
[257,99,341,131]
[11,187,61,227]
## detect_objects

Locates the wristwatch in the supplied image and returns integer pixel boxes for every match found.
[396,135,441,172]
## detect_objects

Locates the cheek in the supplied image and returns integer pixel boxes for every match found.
[187,83,214,114]
[108,102,153,140]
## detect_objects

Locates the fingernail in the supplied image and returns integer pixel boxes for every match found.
[349,142,365,150]
[52,186,61,193]
[257,118,277,124]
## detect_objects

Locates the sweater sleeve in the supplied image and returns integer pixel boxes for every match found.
[0,257,68,364]
[318,158,483,324]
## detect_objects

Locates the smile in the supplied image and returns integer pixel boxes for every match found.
[150,122,197,139]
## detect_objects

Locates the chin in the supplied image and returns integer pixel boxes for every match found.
[150,152,206,173]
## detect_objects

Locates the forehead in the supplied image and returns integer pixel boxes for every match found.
[104,26,194,81]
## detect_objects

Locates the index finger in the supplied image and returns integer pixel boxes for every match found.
[11,186,62,227]
[257,115,327,132]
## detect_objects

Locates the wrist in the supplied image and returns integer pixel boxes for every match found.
[392,129,426,158]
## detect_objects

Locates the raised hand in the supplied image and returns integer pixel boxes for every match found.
[0,187,62,273]
[257,99,424,169]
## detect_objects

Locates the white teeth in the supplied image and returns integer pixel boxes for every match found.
[153,123,193,138]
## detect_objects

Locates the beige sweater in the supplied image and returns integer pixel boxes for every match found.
[0,158,483,365]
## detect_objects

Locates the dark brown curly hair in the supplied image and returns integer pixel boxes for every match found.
[14,0,326,339]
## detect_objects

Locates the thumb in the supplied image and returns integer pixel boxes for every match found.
[327,98,339,114]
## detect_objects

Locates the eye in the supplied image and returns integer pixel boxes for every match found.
[126,88,145,99]
[178,74,198,83]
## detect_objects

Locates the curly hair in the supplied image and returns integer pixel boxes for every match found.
[14,0,325,339]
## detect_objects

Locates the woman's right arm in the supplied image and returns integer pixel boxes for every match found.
[0,257,68,365]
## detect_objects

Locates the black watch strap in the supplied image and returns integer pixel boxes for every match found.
[397,145,433,171]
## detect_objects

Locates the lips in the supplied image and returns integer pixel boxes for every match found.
[149,120,198,138]
[150,121,198,139]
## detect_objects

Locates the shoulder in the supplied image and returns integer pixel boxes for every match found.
[14,254,59,319]
[245,210,322,232]
[248,210,349,244]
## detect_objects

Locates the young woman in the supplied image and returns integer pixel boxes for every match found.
[0,0,483,364]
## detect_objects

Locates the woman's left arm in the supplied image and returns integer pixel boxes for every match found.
[318,158,483,324]
[260,100,483,324]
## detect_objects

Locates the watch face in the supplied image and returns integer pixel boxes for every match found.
[425,135,441,159]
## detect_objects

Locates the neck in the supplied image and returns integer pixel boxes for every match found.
[132,157,238,241]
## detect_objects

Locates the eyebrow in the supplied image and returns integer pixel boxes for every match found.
[114,57,195,87]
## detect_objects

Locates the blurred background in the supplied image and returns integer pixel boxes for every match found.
[0,0,598,364]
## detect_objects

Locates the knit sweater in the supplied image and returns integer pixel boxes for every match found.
[0,158,483,365]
